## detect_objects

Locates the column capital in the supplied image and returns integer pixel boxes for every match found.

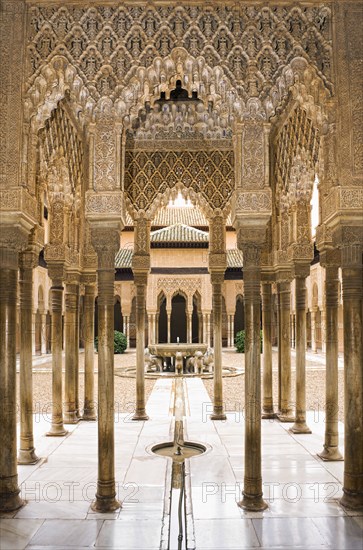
[210,271,225,285]
[292,263,310,280]
[240,243,263,269]
[19,249,39,270]
[332,225,363,268]
[47,263,65,285]
[90,227,120,269]
[132,253,150,275]
[319,249,341,269]
[81,273,97,286]
[236,226,267,250]
[275,269,293,284]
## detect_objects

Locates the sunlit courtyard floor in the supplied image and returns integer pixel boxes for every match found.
[2,352,362,549]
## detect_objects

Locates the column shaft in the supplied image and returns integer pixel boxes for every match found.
[340,255,363,509]
[0,249,24,511]
[290,276,311,434]
[239,247,267,511]
[167,311,171,344]
[318,266,343,460]
[92,267,120,511]
[210,281,226,420]
[262,283,275,418]
[132,283,149,420]
[18,265,40,464]
[277,287,282,412]
[47,279,67,437]
[311,310,317,352]
[83,285,96,421]
[277,281,294,421]
[64,283,80,424]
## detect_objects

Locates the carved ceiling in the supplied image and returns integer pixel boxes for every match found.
[26,3,333,124]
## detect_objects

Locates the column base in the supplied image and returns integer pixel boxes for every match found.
[340,489,363,510]
[91,495,121,513]
[63,412,80,424]
[46,424,68,437]
[262,410,277,419]
[317,446,343,461]
[238,493,268,512]
[277,412,295,423]
[0,491,24,513]
[210,412,227,421]
[132,411,149,421]
[82,413,97,422]
[17,448,41,465]
[290,422,312,434]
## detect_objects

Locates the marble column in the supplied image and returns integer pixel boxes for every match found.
[0,247,24,511]
[187,311,193,343]
[64,281,80,424]
[311,309,317,352]
[124,315,130,347]
[277,286,282,413]
[167,309,171,344]
[32,313,36,355]
[155,314,159,344]
[238,245,267,511]
[230,316,235,347]
[290,268,311,434]
[91,228,120,512]
[46,267,67,437]
[203,314,208,345]
[340,244,363,509]
[210,275,226,420]
[41,313,47,355]
[18,255,40,464]
[321,309,327,353]
[132,277,149,421]
[318,261,343,461]
[277,281,294,421]
[262,282,275,419]
[83,284,96,421]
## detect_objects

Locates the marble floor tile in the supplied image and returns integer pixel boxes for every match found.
[15,500,90,520]
[191,486,242,520]
[95,519,161,549]
[194,518,260,549]
[0,518,43,550]
[252,517,328,547]
[28,519,103,547]
[312,516,363,549]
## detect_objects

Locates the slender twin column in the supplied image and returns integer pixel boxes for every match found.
[0,247,24,511]
[277,280,294,421]
[91,228,120,512]
[18,255,40,464]
[290,269,311,434]
[238,244,267,511]
[83,284,96,421]
[46,267,67,437]
[64,281,80,424]
[132,277,149,421]
[210,275,226,420]
[339,244,363,509]
[318,260,342,461]
[261,282,275,419]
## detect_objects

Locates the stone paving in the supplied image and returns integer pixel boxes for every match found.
[1,369,362,549]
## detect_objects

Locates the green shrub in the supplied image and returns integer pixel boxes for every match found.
[94,330,127,354]
[235,330,245,353]
[234,330,263,353]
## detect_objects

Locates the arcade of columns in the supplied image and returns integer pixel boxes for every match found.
[1,1,362,514]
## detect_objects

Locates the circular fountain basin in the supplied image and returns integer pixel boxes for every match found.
[151,441,207,463]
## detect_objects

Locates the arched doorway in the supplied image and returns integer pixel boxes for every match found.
[158,293,167,344]
[171,293,187,343]
[114,296,123,333]
[234,295,245,339]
